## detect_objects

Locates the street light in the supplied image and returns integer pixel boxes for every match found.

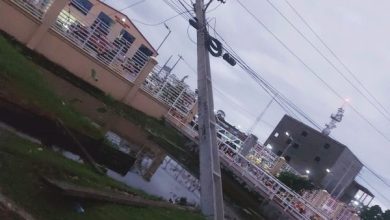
[326,168,331,173]
[285,131,290,136]
[305,169,310,175]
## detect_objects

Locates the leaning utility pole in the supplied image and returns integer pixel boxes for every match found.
[195,0,224,219]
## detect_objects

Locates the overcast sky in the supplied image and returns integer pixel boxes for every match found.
[104,0,390,209]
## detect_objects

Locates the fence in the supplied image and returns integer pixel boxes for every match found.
[142,67,197,120]
[51,1,150,82]
[11,0,54,20]
[219,146,328,220]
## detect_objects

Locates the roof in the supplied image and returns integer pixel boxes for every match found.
[97,0,158,56]
[352,181,375,197]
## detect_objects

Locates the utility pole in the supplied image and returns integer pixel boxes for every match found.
[163,55,183,81]
[156,23,172,52]
[195,0,224,219]
[246,94,276,135]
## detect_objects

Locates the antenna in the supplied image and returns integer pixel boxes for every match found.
[322,99,349,136]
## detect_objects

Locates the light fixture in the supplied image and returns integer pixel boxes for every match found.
[267,144,273,149]
[121,17,126,23]
[305,169,310,174]
[326,168,331,173]
[285,131,290,136]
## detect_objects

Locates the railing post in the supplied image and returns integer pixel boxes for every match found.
[27,0,70,49]
[183,101,198,125]
[122,56,158,104]
[269,157,287,176]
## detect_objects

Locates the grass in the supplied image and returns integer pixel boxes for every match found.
[0,130,204,220]
[0,35,102,139]
[0,31,198,173]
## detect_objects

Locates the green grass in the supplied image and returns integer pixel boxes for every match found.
[0,35,102,138]
[0,31,198,173]
[0,130,204,220]
[0,31,190,155]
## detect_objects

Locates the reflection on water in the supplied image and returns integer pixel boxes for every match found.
[107,156,200,206]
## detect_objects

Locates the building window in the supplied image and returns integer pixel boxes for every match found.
[92,12,114,35]
[314,156,321,162]
[70,0,93,15]
[324,143,330,149]
[274,132,279,138]
[292,143,299,149]
[301,131,308,137]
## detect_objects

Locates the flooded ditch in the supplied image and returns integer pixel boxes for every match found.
[0,98,135,175]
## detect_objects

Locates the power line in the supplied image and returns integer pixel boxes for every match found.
[363,166,390,189]
[283,0,390,120]
[163,0,390,203]
[130,11,191,26]
[261,0,390,123]
[357,174,390,207]
[236,0,390,142]
[114,0,146,14]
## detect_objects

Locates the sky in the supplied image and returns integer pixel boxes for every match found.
[103,0,390,209]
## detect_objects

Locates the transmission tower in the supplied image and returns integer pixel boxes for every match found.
[322,99,349,136]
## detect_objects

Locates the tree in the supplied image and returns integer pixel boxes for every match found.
[277,171,316,194]
[360,205,383,220]
[383,210,390,220]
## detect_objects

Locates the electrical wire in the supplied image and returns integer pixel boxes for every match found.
[357,174,390,206]
[181,56,276,129]
[113,0,146,14]
[236,0,390,142]
[131,11,190,26]
[262,0,390,123]
[283,0,390,119]
[165,0,390,202]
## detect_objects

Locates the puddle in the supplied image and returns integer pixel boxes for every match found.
[108,156,200,206]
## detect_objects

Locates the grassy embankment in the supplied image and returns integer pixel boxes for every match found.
[0,130,204,220]
[0,35,204,219]
[0,32,200,175]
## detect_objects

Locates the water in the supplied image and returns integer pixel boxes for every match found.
[107,156,200,206]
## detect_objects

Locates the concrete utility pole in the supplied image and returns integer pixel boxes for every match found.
[195,0,224,219]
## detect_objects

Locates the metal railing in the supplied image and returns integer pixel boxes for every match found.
[165,113,329,219]
[302,191,359,220]
[142,68,197,119]
[249,144,302,176]
[218,146,328,220]
[51,3,150,82]
[11,0,54,20]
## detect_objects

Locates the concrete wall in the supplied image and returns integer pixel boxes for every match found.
[326,148,362,198]
[0,0,173,119]
[127,91,170,119]
[0,0,40,43]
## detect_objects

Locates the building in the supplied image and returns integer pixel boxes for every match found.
[341,180,374,206]
[1,0,202,121]
[264,115,363,199]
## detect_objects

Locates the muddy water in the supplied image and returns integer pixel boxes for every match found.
[38,69,265,219]
[0,98,135,175]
